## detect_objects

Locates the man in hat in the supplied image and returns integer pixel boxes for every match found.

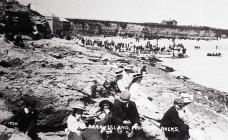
[67,102,87,140]
[160,98,190,140]
[8,100,38,140]
[111,91,141,140]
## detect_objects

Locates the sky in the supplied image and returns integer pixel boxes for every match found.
[17,0,228,29]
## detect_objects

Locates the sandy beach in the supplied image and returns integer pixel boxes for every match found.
[0,35,228,140]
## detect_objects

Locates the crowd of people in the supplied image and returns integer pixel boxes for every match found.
[72,36,187,56]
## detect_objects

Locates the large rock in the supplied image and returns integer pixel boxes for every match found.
[0,58,24,68]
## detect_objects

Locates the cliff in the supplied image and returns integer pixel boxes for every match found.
[0,0,51,38]
[68,18,228,40]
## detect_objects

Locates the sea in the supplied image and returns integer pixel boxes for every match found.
[157,39,228,93]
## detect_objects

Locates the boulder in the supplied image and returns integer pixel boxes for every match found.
[0,58,24,68]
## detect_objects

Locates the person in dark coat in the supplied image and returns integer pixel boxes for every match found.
[8,101,38,140]
[14,33,25,48]
[160,98,190,140]
[111,91,141,140]
[111,91,140,125]
[91,80,98,98]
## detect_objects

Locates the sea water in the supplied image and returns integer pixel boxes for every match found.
[159,39,228,93]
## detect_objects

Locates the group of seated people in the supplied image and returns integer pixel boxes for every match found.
[66,90,144,140]
[65,92,193,140]
[5,64,194,140]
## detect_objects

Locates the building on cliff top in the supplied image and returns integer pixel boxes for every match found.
[161,20,177,26]
[45,16,71,36]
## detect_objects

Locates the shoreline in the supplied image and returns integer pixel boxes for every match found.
[153,62,228,113]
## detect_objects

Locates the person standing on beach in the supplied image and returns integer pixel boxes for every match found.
[160,98,190,140]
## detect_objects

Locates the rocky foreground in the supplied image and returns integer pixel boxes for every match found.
[0,35,228,140]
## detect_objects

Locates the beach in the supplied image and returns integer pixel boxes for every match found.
[0,35,228,140]
[1,0,228,139]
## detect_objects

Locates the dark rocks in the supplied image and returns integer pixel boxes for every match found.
[176,75,190,81]
[148,56,162,66]
[50,53,64,59]
[0,71,7,76]
[30,42,45,48]
[50,63,64,69]
[147,97,153,101]
[38,110,71,132]
[0,0,51,39]
[4,72,24,80]
[88,58,100,62]
[0,58,23,68]
[158,65,175,72]
[0,134,10,140]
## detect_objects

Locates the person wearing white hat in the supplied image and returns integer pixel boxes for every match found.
[67,102,86,140]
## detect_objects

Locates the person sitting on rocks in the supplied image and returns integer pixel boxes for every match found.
[67,102,87,140]
[122,65,134,91]
[160,98,190,140]
[114,68,124,93]
[14,33,25,48]
[111,91,141,139]
[8,100,39,140]
[95,99,113,125]
[139,65,148,75]
[91,80,98,98]
[83,99,114,140]
[128,73,148,101]
[4,32,15,43]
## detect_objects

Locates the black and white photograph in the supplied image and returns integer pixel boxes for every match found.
[0,0,228,140]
